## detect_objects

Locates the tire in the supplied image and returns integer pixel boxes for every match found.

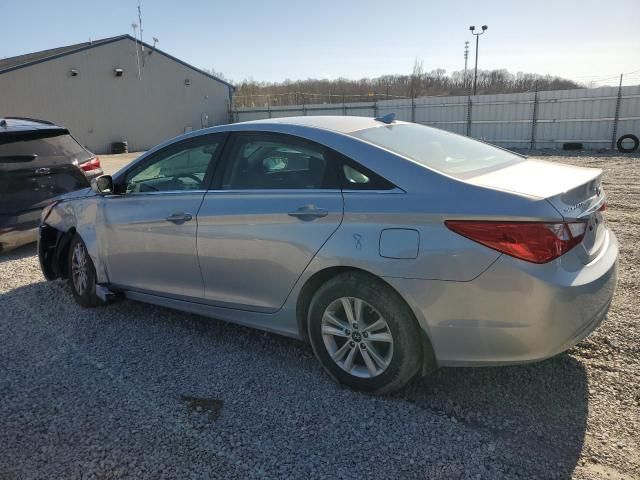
[67,234,101,308]
[617,134,639,153]
[307,272,423,394]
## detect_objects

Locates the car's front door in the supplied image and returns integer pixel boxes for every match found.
[101,134,226,297]
[197,132,343,312]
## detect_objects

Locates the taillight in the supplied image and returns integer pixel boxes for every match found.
[444,220,587,264]
[79,156,101,172]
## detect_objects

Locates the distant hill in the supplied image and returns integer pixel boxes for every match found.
[230,63,581,108]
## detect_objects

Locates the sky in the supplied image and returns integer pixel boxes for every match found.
[2,0,639,86]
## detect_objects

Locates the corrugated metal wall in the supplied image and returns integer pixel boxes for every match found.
[0,38,232,154]
[233,86,640,150]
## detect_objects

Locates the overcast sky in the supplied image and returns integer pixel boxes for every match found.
[2,0,639,85]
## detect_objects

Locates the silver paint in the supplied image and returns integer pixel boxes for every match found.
[40,117,618,366]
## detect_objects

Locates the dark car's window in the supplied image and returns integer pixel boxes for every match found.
[221,133,338,190]
[350,123,524,178]
[0,131,92,163]
[124,138,222,193]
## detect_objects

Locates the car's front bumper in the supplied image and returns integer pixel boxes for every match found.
[385,229,619,366]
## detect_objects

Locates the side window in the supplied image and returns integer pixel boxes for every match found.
[124,137,222,193]
[221,133,338,190]
[338,155,396,190]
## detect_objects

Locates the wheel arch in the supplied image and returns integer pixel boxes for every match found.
[296,265,437,374]
[40,225,76,280]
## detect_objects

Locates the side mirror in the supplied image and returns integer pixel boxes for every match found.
[91,175,114,195]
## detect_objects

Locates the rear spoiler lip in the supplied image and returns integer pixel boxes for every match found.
[0,127,69,137]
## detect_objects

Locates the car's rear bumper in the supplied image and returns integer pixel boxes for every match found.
[0,225,38,252]
[84,168,103,180]
[385,229,618,366]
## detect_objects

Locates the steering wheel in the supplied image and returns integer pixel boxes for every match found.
[174,174,201,185]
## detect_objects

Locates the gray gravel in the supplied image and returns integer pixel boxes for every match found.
[1,152,638,479]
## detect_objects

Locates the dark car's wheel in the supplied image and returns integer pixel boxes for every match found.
[307,272,423,394]
[67,234,101,308]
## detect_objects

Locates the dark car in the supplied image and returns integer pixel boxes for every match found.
[0,117,101,252]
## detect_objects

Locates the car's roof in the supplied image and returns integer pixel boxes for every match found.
[0,117,66,133]
[241,116,394,134]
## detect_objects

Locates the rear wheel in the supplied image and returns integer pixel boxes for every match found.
[67,234,101,308]
[307,272,423,394]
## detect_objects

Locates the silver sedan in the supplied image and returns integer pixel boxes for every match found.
[38,116,618,394]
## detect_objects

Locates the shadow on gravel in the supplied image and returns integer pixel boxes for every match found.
[400,355,589,478]
[0,243,37,263]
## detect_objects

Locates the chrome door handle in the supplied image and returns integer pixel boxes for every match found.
[165,212,193,223]
[288,205,329,220]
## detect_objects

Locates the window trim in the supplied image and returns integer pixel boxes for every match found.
[212,131,341,191]
[114,132,229,195]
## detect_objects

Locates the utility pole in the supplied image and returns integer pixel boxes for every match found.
[469,25,488,95]
[463,41,469,89]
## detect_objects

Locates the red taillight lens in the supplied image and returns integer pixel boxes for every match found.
[444,220,587,264]
[80,156,101,172]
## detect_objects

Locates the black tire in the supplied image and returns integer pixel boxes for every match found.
[67,234,101,308]
[617,134,639,153]
[307,272,423,394]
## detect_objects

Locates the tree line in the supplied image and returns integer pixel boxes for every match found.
[225,61,581,108]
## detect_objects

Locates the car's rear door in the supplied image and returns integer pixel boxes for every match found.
[101,133,226,298]
[0,130,90,231]
[196,131,343,312]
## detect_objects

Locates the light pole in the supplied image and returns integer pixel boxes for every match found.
[463,41,469,90]
[469,25,488,95]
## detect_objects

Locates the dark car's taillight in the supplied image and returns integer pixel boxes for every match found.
[79,156,101,172]
[445,220,587,264]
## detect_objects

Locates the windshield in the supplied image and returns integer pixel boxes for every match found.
[350,123,524,178]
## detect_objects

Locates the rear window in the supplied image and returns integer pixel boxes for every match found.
[0,131,92,163]
[350,123,524,178]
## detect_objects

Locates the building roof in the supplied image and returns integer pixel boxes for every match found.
[0,34,234,90]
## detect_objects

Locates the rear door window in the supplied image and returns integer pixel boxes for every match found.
[221,133,338,190]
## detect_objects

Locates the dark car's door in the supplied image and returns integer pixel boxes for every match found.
[100,134,226,298]
[0,130,90,233]
[196,132,343,313]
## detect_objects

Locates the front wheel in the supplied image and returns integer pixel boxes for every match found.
[67,234,101,308]
[307,272,423,394]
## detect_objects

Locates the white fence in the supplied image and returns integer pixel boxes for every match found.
[232,86,640,150]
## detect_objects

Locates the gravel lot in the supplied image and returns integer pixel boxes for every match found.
[1,152,638,479]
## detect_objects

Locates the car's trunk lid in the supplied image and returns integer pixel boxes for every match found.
[467,159,606,264]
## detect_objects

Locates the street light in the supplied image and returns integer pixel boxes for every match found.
[463,41,470,89]
[469,24,488,95]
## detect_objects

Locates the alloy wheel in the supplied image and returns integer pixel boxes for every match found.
[321,297,394,378]
[71,241,89,295]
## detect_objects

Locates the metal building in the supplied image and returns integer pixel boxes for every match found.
[0,35,234,153]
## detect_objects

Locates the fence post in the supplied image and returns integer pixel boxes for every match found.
[267,96,272,119]
[611,74,623,150]
[302,93,307,116]
[466,94,473,137]
[411,96,416,123]
[529,81,539,151]
[373,94,378,118]
[342,94,347,116]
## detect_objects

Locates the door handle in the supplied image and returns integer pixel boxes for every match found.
[165,212,193,223]
[288,205,329,220]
